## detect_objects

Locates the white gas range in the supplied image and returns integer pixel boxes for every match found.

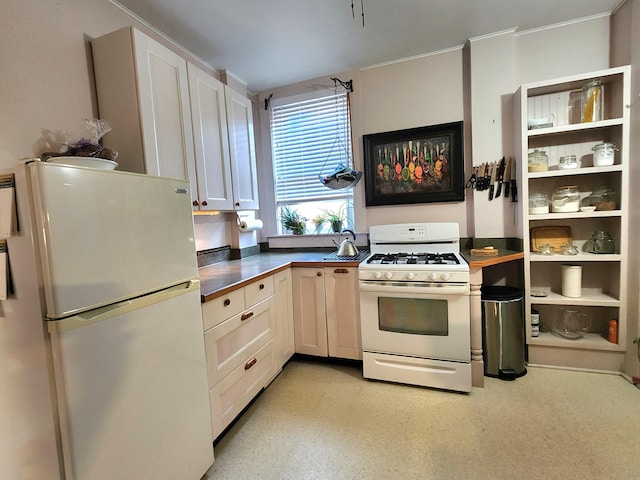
[359,223,472,393]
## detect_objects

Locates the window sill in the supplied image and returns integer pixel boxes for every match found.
[267,233,368,249]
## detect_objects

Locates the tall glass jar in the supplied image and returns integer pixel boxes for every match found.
[581,79,603,122]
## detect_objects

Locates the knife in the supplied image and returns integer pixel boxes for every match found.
[510,158,517,202]
[503,158,511,199]
[488,162,497,200]
[495,157,506,198]
[476,163,485,190]
[482,162,492,191]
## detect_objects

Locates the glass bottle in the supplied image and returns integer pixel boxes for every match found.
[581,79,603,122]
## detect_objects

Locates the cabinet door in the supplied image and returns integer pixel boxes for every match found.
[187,64,233,211]
[224,86,259,210]
[132,29,196,181]
[292,268,328,356]
[324,267,362,360]
[274,269,294,367]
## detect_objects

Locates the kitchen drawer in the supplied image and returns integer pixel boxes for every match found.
[244,276,274,307]
[202,288,245,331]
[209,339,276,439]
[204,297,276,386]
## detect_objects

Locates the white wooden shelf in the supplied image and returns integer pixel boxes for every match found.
[529,290,620,307]
[529,331,623,351]
[516,65,630,371]
[529,253,621,262]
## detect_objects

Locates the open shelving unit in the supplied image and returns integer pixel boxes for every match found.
[514,66,630,371]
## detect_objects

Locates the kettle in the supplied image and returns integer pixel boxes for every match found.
[333,229,359,257]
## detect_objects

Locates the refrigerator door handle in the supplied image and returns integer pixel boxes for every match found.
[48,280,200,334]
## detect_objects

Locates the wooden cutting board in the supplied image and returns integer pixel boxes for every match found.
[530,226,572,251]
[471,246,499,256]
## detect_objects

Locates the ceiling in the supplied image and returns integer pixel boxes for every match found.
[113,0,622,93]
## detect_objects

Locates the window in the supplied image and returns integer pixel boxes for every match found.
[271,92,354,235]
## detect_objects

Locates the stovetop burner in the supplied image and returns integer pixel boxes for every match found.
[366,252,460,266]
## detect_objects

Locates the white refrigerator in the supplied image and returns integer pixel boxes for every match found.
[4,160,213,479]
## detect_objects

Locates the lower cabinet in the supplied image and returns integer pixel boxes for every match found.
[292,267,361,360]
[202,269,295,440]
[202,275,277,439]
[273,269,295,370]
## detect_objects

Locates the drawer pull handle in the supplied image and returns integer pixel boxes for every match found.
[259,283,265,290]
[241,311,254,321]
[334,268,349,274]
[245,358,257,370]
[224,299,231,307]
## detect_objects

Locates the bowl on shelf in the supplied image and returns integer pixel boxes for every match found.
[580,206,596,212]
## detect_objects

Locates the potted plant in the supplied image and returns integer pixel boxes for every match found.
[323,205,347,233]
[311,213,327,234]
[280,206,306,235]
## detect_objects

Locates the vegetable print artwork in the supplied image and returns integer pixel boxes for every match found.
[363,122,464,206]
[374,137,451,194]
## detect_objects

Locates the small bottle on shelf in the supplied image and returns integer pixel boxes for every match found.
[531,309,540,337]
[607,319,618,344]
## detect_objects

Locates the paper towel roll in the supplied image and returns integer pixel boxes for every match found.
[561,264,582,298]
[238,219,264,232]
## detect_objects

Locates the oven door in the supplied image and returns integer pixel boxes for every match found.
[359,280,470,362]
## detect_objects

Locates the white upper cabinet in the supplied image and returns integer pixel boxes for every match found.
[187,64,233,210]
[92,27,196,181]
[92,27,259,211]
[225,86,260,210]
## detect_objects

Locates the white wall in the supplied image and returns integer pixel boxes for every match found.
[257,16,613,241]
[359,48,468,233]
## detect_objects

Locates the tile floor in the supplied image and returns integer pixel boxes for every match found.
[204,358,639,480]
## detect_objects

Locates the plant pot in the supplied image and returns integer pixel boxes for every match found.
[330,220,342,233]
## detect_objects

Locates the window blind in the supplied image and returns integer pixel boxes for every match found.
[271,93,353,203]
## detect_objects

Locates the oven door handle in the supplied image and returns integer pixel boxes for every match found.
[359,281,469,295]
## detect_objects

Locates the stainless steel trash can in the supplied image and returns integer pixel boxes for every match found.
[481,285,526,380]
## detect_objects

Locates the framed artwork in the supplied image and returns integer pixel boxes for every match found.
[363,121,465,206]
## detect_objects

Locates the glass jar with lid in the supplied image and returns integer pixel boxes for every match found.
[586,230,615,254]
[584,187,617,211]
[592,142,617,166]
[528,149,548,172]
[551,186,580,212]
[528,193,549,214]
[558,155,578,169]
[581,79,603,122]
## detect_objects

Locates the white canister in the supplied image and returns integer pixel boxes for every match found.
[561,264,582,298]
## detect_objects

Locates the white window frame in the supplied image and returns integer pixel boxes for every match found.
[270,90,355,236]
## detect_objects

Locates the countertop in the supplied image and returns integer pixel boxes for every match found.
[461,249,524,268]
[199,247,524,302]
[198,252,364,302]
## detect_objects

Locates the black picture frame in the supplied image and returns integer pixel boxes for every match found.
[363,121,465,206]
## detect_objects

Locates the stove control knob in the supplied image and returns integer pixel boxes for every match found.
[384,272,393,280]
[428,272,438,281]
[374,271,383,279]
[406,272,415,280]
[441,273,451,281]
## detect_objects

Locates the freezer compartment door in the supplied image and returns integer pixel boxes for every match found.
[48,280,214,480]
[28,162,198,318]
